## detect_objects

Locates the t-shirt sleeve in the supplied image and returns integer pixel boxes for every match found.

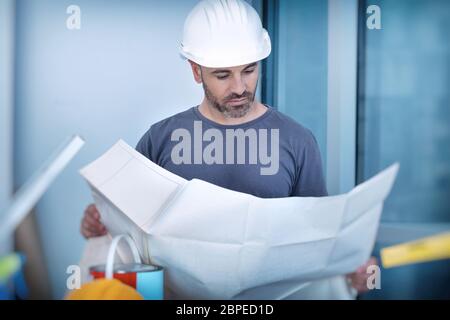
[135,127,154,161]
[291,131,328,197]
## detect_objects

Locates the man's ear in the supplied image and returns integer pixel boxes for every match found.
[188,60,202,84]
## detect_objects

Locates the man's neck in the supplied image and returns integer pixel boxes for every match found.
[198,99,268,125]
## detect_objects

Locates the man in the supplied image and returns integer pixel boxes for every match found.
[80,0,376,295]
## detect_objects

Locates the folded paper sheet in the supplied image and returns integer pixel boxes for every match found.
[80,140,399,299]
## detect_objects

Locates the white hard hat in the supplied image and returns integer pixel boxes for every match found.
[180,0,271,68]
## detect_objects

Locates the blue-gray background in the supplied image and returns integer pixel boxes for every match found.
[0,0,449,299]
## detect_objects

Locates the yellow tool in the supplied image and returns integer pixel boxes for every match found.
[381,232,450,268]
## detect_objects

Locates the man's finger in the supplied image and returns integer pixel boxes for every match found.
[368,257,378,266]
[83,219,104,234]
[356,266,366,273]
[356,256,378,273]
[353,277,369,288]
[86,204,96,214]
[82,220,104,235]
[92,210,100,220]
[86,207,100,219]
[82,220,96,234]
[84,214,105,230]
[86,204,100,215]
[81,225,93,239]
[354,284,369,293]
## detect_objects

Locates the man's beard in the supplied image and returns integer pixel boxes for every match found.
[202,81,256,119]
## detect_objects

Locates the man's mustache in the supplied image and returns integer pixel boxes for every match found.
[225,91,253,101]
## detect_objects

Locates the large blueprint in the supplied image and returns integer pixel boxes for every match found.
[79,140,399,299]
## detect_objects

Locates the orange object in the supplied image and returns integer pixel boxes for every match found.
[65,278,143,300]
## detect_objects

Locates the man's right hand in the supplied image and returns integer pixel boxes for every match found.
[80,204,108,239]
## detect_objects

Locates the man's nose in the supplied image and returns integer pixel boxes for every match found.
[229,75,246,96]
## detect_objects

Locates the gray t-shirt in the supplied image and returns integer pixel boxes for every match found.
[136,105,327,198]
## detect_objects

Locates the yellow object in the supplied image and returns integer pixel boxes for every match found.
[381,232,450,268]
[65,279,143,300]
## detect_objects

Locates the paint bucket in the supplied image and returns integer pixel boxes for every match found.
[89,234,163,300]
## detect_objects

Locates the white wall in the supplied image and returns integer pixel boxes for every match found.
[13,0,202,298]
[0,0,15,255]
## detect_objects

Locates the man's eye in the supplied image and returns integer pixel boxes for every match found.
[245,69,255,74]
[217,75,228,80]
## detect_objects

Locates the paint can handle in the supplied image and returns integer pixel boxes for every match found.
[105,234,141,279]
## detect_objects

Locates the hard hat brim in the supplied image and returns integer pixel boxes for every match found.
[180,33,271,68]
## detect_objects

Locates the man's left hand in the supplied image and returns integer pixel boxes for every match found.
[346,256,378,294]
